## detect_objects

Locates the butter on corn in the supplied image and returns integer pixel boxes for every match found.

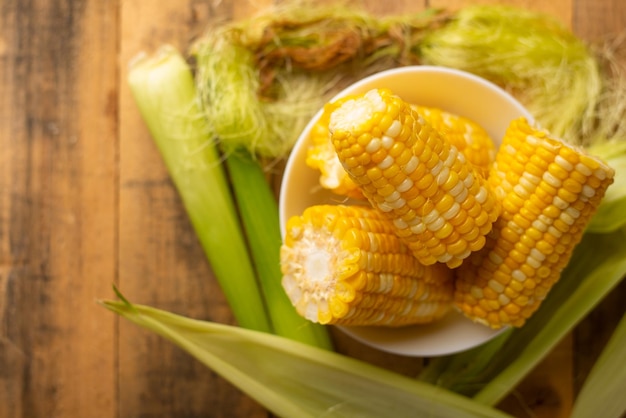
[329,88,501,268]
[280,204,454,327]
[455,117,615,328]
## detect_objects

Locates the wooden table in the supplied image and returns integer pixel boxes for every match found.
[1,1,625,417]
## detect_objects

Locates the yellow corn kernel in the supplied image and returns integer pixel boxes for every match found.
[306,102,497,200]
[455,118,615,329]
[329,88,501,268]
[280,204,454,327]
[414,106,496,178]
[305,104,365,200]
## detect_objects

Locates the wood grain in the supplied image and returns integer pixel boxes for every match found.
[117,1,269,417]
[0,0,624,417]
[0,1,118,417]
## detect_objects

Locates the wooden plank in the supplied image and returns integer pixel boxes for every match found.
[573,0,626,41]
[0,1,118,417]
[117,1,270,417]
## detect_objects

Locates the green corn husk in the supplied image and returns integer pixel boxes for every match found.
[571,311,626,418]
[419,329,513,389]
[130,45,332,348]
[101,290,513,418]
[127,46,271,333]
[191,31,333,347]
[223,148,333,349]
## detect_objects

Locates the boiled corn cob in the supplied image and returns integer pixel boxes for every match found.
[306,104,496,198]
[455,117,615,328]
[280,204,454,326]
[414,105,496,178]
[306,105,365,200]
[329,88,501,268]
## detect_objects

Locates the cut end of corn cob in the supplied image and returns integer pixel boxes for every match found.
[306,103,365,200]
[280,205,454,327]
[329,88,501,268]
[455,117,615,329]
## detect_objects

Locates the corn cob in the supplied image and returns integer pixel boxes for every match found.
[306,105,366,200]
[455,117,615,328]
[306,104,496,199]
[280,204,454,326]
[329,88,501,268]
[414,105,496,178]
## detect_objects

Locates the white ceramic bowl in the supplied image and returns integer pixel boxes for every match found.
[279,66,533,357]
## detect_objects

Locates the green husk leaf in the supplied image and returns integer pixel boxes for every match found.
[129,45,332,348]
[571,311,626,418]
[191,11,334,347]
[127,45,271,333]
[223,149,333,349]
[419,329,513,388]
[101,294,513,418]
